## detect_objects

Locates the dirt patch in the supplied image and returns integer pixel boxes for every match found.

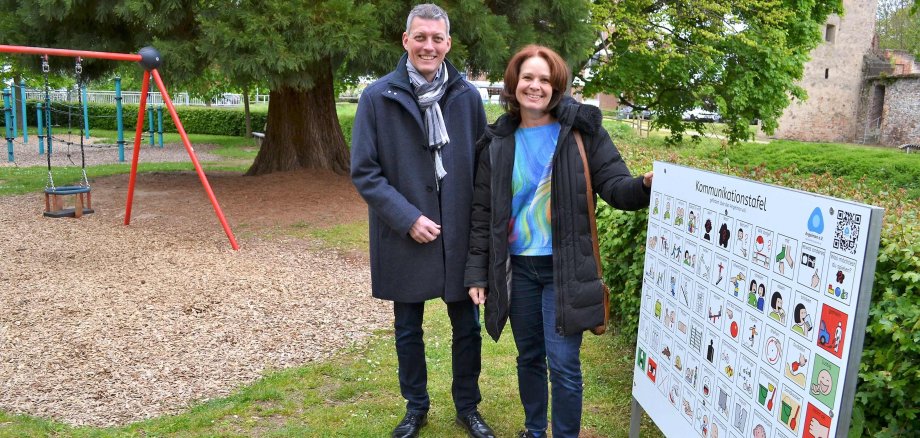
[0,165,391,427]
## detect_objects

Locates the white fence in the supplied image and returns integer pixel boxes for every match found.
[22,89,270,107]
[18,85,510,107]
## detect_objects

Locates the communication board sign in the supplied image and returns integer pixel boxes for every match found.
[632,162,883,438]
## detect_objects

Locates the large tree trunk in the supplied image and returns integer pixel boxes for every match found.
[245,61,349,176]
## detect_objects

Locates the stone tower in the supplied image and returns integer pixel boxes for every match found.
[772,0,879,143]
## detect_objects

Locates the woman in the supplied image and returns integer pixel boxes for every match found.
[464,45,652,438]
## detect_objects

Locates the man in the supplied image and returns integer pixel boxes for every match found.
[350,4,494,438]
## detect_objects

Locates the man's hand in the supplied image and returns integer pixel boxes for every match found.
[409,215,441,243]
[469,287,486,305]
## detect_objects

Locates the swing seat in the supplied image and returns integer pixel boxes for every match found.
[44,185,94,218]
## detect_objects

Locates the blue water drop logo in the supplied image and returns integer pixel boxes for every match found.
[808,207,824,233]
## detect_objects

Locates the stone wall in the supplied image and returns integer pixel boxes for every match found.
[857,75,920,146]
[772,0,879,143]
[879,76,920,145]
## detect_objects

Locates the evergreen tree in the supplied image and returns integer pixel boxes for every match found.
[0,0,593,176]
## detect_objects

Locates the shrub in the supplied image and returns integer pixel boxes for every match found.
[598,207,648,337]
[4,101,268,137]
[852,204,919,437]
[484,103,504,123]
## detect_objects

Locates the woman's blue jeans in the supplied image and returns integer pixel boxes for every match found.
[509,255,584,438]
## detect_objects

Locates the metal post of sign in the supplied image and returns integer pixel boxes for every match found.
[629,397,644,438]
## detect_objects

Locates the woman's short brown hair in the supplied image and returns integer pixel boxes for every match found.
[500,44,570,118]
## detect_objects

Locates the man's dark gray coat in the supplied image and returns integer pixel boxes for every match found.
[351,54,487,303]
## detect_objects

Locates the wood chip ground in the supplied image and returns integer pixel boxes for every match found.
[0,143,390,426]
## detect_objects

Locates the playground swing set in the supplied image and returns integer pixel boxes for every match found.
[3,78,169,165]
[0,44,239,250]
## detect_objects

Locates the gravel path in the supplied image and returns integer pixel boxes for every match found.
[0,160,391,427]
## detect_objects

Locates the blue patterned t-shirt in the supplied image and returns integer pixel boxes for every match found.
[509,122,560,255]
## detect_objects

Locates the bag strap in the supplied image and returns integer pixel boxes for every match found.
[573,130,603,279]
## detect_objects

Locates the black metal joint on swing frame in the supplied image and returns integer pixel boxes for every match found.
[138,47,161,71]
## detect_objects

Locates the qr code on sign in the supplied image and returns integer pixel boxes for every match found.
[834,209,861,254]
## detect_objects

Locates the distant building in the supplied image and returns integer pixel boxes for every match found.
[857,50,920,145]
[596,93,619,112]
[772,0,879,143]
[775,0,920,146]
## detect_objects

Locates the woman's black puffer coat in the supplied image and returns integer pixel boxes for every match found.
[464,101,650,340]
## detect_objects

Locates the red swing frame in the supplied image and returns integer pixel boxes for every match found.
[0,44,240,250]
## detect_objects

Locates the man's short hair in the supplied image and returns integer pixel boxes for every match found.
[406,3,450,36]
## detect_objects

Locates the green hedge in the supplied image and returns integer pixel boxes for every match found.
[2,101,268,137]
[597,162,919,437]
[2,101,363,147]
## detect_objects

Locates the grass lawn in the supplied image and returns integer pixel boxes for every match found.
[0,130,258,196]
[0,302,660,437]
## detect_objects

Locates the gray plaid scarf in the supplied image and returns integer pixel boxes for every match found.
[407,61,450,187]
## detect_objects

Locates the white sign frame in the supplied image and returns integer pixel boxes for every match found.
[630,162,883,438]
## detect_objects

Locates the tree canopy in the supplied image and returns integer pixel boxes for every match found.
[0,0,593,175]
[5,0,886,158]
[582,0,844,145]
[877,0,920,59]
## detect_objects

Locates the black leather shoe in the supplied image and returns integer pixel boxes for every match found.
[392,412,428,438]
[517,431,538,438]
[456,411,496,438]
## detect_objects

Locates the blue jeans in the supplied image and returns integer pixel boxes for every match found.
[393,300,483,417]
[509,255,584,438]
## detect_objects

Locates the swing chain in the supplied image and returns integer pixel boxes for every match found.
[74,56,88,180]
[42,55,53,186]
[42,57,50,90]
[74,57,83,96]
[46,171,56,191]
